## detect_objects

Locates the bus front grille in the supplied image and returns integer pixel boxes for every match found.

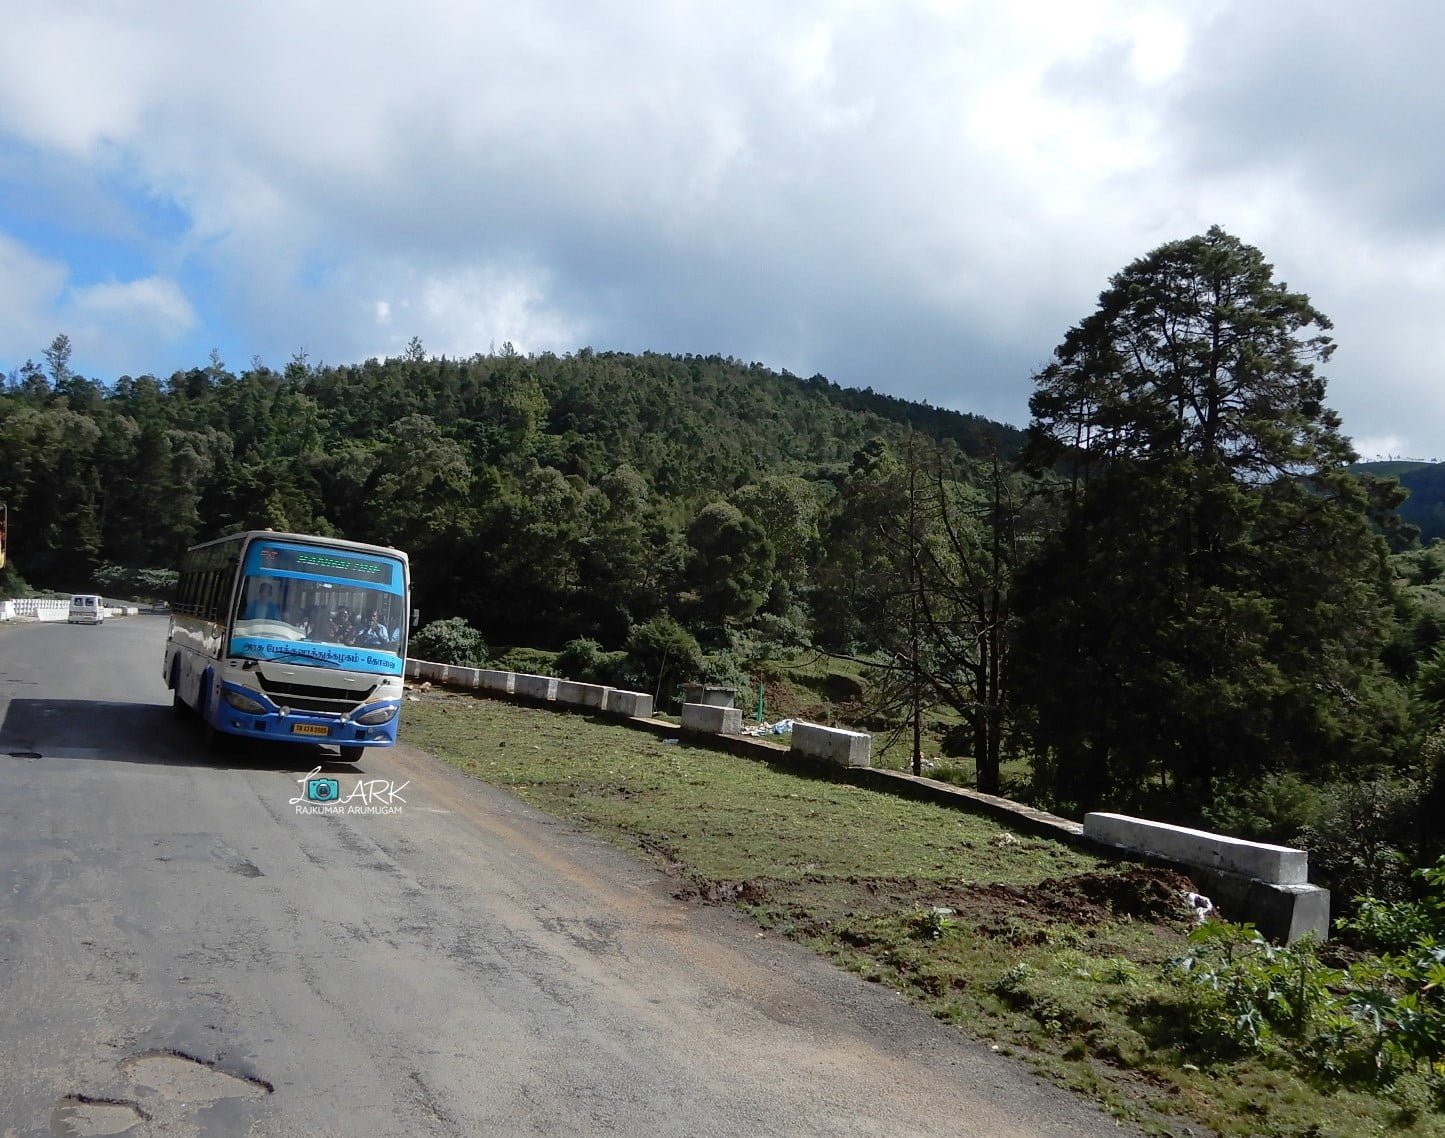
[256,676,378,714]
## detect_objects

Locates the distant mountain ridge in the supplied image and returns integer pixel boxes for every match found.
[1354,460,1445,543]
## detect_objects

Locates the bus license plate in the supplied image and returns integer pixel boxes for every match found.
[292,724,329,737]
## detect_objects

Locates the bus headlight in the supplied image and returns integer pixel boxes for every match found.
[355,704,397,726]
[222,689,267,714]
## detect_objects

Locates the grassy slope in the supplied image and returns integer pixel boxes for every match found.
[402,691,1442,1138]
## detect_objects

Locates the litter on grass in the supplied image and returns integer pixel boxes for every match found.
[741,718,795,737]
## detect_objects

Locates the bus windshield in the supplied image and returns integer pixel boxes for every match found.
[229,540,408,675]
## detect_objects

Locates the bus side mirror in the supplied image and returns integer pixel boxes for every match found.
[411,608,420,629]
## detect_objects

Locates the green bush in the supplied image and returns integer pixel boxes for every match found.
[410,617,488,668]
[1338,857,1445,954]
[1201,771,1323,844]
[555,638,604,681]
[700,652,751,695]
[0,560,32,600]
[626,616,704,706]
[493,647,557,676]
[1298,777,1421,904]
[554,638,646,690]
[1165,863,1445,1092]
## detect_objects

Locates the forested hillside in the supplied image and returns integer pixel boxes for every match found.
[0,338,1018,648]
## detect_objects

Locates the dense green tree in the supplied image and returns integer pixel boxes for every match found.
[683,501,775,635]
[360,414,474,553]
[1015,227,1409,816]
[729,474,823,619]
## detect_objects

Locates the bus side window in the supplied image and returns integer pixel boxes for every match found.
[201,569,220,622]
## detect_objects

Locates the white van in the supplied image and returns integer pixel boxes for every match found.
[67,594,105,624]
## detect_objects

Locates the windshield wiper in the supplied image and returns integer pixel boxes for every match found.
[260,649,345,668]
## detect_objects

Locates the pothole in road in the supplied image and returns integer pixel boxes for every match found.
[120,1050,273,1102]
[6,751,43,759]
[49,1094,147,1136]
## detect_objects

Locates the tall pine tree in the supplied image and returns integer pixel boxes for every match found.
[1014,227,1409,817]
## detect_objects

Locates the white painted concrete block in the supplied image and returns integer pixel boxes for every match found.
[1084,812,1308,885]
[556,681,610,710]
[514,673,558,701]
[607,690,654,718]
[478,670,515,694]
[680,703,742,734]
[790,722,871,768]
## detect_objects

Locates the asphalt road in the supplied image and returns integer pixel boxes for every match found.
[0,615,1140,1137]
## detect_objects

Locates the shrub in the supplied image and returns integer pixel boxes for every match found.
[494,647,556,675]
[1298,777,1421,904]
[626,616,704,706]
[0,560,32,600]
[700,652,751,696]
[1338,857,1445,954]
[555,638,604,681]
[553,638,645,690]
[1201,771,1323,844]
[1164,865,1445,1091]
[410,617,488,668]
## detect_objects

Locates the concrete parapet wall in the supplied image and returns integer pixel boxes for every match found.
[607,690,654,719]
[1083,812,1327,943]
[681,702,742,734]
[8,598,69,622]
[478,670,515,694]
[556,680,611,712]
[513,673,558,701]
[2,599,139,621]
[1084,812,1308,885]
[790,722,871,768]
[402,658,654,721]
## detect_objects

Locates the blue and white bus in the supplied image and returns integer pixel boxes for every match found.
[163,531,411,761]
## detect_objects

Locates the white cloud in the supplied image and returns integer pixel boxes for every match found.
[1353,436,1414,463]
[403,264,589,361]
[71,277,194,335]
[0,234,68,364]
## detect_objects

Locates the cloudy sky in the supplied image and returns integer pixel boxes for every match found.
[1,1,1440,458]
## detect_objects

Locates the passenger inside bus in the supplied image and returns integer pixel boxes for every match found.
[355,611,392,648]
[331,607,356,645]
[243,581,283,620]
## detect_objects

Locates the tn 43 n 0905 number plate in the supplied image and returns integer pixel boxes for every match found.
[291,723,330,737]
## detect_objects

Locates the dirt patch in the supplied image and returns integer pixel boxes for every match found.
[675,878,771,905]
[935,867,1198,933]
[822,672,866,703]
